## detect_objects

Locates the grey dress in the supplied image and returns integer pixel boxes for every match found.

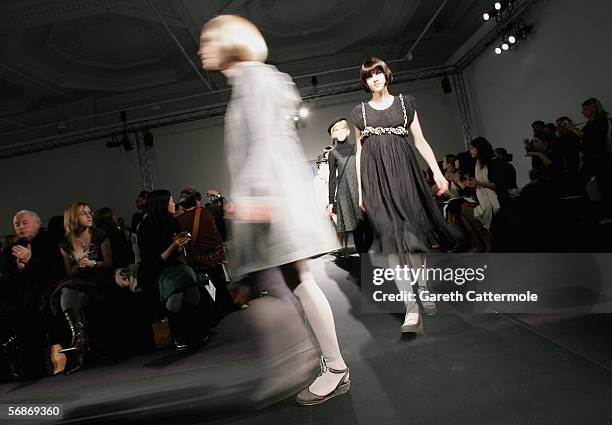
[224,62,339,278]
[328,141,361,232]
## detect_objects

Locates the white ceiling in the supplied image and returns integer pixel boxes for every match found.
[0,0,492,148]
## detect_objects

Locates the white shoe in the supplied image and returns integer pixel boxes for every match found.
[401,312,421,333]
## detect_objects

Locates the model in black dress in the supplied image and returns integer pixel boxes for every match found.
[352,57,461,332]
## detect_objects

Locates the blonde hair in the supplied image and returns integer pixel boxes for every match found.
[64,202,89,237]
[201,15,268,64]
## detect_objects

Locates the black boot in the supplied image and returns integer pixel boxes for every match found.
[183,303,212,347]
[59,308,89,375]
[167,311,191,352]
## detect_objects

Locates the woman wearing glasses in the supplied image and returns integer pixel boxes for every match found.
[51,202,115,374]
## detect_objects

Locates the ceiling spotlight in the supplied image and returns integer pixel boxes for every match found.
[483,12,490,21]
[293,116,299,122]
[508,35,516,44]
[143,129,154,149]
[298,107,309,118]
[495,47,502,55]
[502,43,509,50]
[106,136,121,148]
[121,135,133,152]
[494,2,502,10]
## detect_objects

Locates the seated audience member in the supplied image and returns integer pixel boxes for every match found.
[532,120,545,137]
[138,190,208,351]
[494,148,518,195]
[205,189,228,242]
[176,187,237,319]
[51,202,115,375]
[526,133,566,196]
[130,190,149,233]
[445,153,487,252]
[555,116,581,195]
[467,137,508,213]
[462,138,508,251]
[441,154,459,196]
[518,169,559,250]
[117,217,131,241]
[0,211,64,373]
[544,122,558,138]
[94,207,134,269]
[130,192,149,265]
[46,216,65,248]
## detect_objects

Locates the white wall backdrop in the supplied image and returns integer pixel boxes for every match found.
[465,0,612,186]
[0,78,465,235]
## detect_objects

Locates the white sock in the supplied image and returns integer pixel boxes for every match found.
[294,274,347,396]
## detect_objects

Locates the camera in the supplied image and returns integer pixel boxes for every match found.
[206,193,224,203]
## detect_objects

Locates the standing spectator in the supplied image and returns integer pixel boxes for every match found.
[555,116,581,195]
[566,98,612,221]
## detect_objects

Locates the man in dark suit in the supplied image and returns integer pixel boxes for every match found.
[0,210,64,347]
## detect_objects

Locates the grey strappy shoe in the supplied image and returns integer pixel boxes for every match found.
[296,357,350,406]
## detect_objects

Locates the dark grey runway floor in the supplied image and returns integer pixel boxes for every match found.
[1,254,611,425]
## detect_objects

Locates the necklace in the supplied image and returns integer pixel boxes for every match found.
[75,231,91,254]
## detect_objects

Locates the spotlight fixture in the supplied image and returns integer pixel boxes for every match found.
[298,107,309,118]
[120,134,133,152]
[293,116,299,122]
[143,128,154,149]
[441,75,452,94]
[482,0,514,23]
[492,19,533,56]
[106,135,121,148]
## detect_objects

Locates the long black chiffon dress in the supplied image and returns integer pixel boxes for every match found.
[350,94,461,256]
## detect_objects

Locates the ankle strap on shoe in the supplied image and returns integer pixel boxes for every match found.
[319,356,348,374]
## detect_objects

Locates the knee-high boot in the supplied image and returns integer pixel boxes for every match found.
[59,308,89,375]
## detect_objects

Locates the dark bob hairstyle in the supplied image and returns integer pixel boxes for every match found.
[360,57,393,92]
